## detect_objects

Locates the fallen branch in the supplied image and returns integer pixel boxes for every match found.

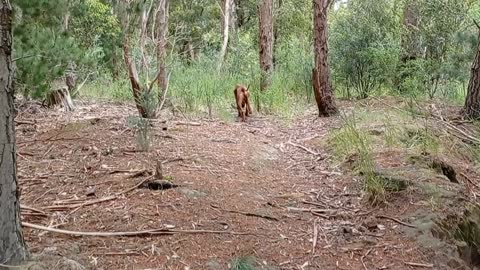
[287,141,320,156]
[376,215,416,228]
[404,262,434,268]
[173,121,201,126]
[22,222,251,237]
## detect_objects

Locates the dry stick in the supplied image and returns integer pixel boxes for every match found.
[22,222,251,237]
[20,205,46,215]
[376,215,416,228]
[287,141,320,156]
[15,119,36,125]
[211,205,279,221]
[173,121,201,126]
[404,262,434,268]
[437,118,480,144]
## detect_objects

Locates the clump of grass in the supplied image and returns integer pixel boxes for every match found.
[330,113,385,204]
[230,257,257,270]
[126,115,152,152]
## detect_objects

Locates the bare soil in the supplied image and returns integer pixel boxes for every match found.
[15,100,478,270]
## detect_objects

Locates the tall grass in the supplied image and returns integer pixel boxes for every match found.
[330,113,386,204]
[80,38,313,119]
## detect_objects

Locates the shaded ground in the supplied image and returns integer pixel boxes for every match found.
[15,100,479,269]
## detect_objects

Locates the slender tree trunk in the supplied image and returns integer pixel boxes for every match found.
[0,0,29,264]
[259,0,274,91]
[157,0,169,101]
[140,1,154,73]
[123,36,149,118]
[464,32,480,118]
[219,0,231,68]
[312,0,337,116]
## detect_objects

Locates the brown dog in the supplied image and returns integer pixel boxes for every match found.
[234,84,252,122]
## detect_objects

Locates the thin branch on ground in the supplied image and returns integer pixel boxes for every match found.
[22,222,252,237]
[404,262,434,268]
[211,204,279,221]
[376,215,416,228]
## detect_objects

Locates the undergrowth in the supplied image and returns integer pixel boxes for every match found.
[230,257,257,270]
[330,112,385,204]
[329,99,479,204]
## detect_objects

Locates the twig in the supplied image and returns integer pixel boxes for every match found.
[22,222,251,237]
[287,141,320,156]
[376,215,416,228]
[14,119,36,125]
[404,262,434,268]
[211,204,279,221]
[44,195,118,211]
[20,205,47,215]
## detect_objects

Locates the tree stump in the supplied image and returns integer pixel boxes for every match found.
[46,86,75,112]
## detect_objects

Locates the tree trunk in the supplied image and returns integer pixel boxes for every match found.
[464,32,480,118]
[123,36,149,118]
[0,0,29,264]
[312,0,337,116]
[259,0,274,91]
[219,0,231,68]
[157,0,168,102]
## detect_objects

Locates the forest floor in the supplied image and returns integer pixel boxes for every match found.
[14,98,480,270]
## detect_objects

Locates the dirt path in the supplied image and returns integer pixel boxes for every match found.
[16,101,437,269]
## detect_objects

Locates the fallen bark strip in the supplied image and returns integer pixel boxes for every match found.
[22,222,251,237]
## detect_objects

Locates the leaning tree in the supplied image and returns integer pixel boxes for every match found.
[0,0,29,264]
[312,0,338,116]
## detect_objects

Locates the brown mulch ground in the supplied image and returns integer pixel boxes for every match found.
[15,100,453,270]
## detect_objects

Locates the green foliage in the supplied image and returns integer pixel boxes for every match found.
[330,0,400,99]
[13,0,120,99]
